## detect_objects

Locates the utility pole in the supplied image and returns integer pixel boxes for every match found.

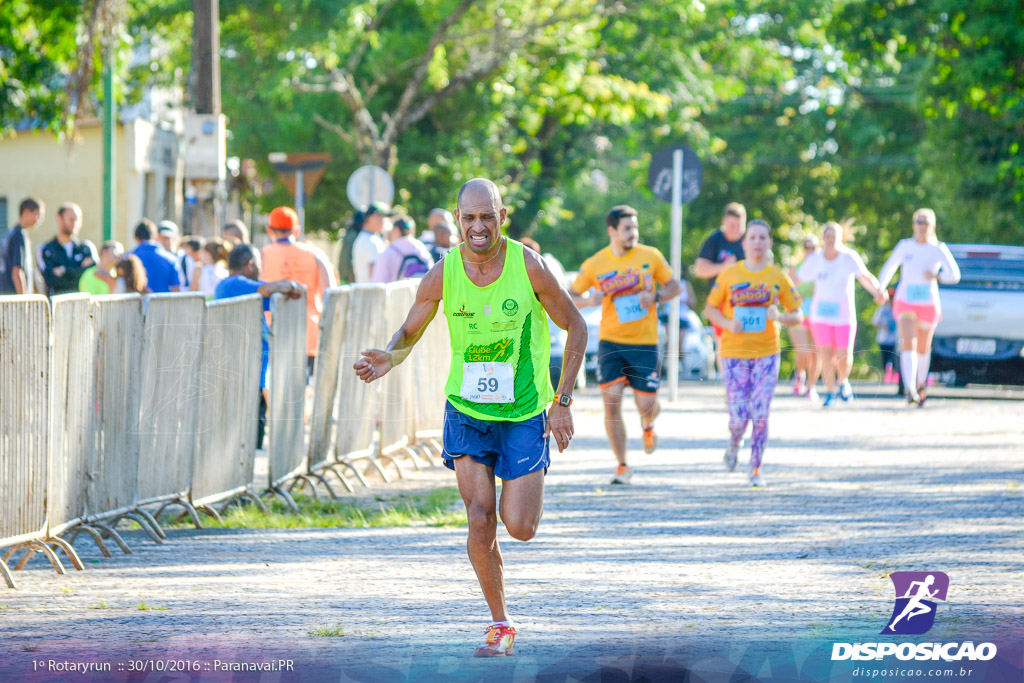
[193,0,221,116]
[186,0,225,237]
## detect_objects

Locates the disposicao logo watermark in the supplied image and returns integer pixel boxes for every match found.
[883,571,948,635]
[831,571,997,663]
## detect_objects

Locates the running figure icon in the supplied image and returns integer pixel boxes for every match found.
[887,574,939,632]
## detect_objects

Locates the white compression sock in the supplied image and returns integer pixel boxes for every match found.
[901,351,917,394]
[917,353,930,388]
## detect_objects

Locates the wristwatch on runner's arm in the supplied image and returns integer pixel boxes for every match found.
[553,393,573,407]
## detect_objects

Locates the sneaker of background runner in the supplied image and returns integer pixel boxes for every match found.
[822,392,836,408]
[642,425,658,454]
[806,388,820,403]
[906,391,920,406]
[611,464,633,485]
[749,469,766,488]
[723,440,742,472]
[839,380,854,402]
[916,386,928,408]
[793,376,805,396]
[475,624,516,657]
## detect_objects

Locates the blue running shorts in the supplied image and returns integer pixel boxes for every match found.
[441,401,550,480]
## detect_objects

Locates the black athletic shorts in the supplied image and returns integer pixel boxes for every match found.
[596,340,660,394]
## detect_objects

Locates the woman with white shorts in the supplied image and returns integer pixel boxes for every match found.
[877,208,961,405]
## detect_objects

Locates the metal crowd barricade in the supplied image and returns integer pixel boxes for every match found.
[410,297,449,457]
[334,284,387,485]
[266,291,309,510]
[77,294,145,554]
[377,281,420,475]
[189,294,266,516]
[307,286,352,493]
[135,294,206,531]
[45,294,94,569]
[0,296,62,589]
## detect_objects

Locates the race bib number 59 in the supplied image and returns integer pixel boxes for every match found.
[460,362,515,403]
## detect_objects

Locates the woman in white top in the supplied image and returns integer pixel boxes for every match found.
[193,238,229,299]
[797,222,887,406]
[877,208,961,405]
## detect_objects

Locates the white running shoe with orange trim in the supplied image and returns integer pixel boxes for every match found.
[610,464,633,485]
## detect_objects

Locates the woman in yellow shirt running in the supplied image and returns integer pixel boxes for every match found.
[705,220,803,487]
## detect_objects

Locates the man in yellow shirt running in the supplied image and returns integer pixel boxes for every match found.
[571,205,682,484]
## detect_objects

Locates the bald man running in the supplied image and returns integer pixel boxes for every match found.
[355,178,587,657]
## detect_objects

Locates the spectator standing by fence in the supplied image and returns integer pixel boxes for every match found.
[222,219,250,245]
[0,198,44,295]
[194,238,229,298]
[216,243,304,448]
[79,241,123,295]
[261,206,331,373]
[157,221,187,290]
[180,237,204,289]
[371,215,434,282]
[116,254,150,295]
[349,203,395,283]
[131,219,181,293]
[40,202,97,296]
[428,221,455,263]
[422,207,455,248]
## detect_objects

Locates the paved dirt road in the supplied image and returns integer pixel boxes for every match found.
[1,384,1021,680]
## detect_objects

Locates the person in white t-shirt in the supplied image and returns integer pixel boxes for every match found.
[797,221,887,406]
[877,208,961,406]
[351,203,394,283]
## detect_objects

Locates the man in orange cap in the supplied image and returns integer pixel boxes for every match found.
[261,206,334,376]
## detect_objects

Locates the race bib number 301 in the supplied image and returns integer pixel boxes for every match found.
[460,361,515,403]
[736,306,767,333]
[614,294,647,323]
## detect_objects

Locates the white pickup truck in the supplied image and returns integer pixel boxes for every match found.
[932,244,1024,386]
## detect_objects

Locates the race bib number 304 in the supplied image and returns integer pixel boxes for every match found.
[614,294,647,323]
[736,306,767,333]
[460,361,515,403]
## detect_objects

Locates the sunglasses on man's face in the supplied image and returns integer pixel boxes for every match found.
[914,218,931,225]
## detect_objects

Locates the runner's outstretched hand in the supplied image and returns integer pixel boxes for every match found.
[544,403,574,453]
[354,349,393,383]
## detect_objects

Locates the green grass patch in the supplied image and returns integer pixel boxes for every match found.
[87,600,108,610]
[0,604,9,610]
[136,602,169,611]
[308,624,345,638]
[169,487,466,530]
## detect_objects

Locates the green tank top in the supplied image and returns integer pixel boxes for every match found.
[443,239,553,421]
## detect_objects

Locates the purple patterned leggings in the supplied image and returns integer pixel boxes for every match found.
[722,354,780,470]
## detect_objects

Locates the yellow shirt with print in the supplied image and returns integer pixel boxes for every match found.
[572,245,673,345]
[706,261,802,359]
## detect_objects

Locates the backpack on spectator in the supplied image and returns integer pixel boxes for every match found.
[338,227,359,282]
[397,252,431,279]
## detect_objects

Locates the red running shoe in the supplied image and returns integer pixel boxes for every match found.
[475,624,517,657]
